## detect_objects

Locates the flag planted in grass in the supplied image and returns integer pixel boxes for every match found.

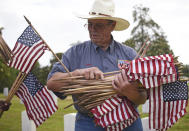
[16,72,58,127]
[8,25,47,73]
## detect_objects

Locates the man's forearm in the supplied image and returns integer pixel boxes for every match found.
[47,72,72,92]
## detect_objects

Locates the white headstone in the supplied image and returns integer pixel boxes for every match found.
[64,113,76,131]
[22,110,36,131]
[20,99,23,104]
[142,99,149,113]
[142,117,156,131]
[3,87,8,96]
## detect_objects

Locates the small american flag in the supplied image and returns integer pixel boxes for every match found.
[16,73,58,127]
[126,54,177,88]
[149,81,188,130]
[91,54,183,131]
[92,96,139,131]
[8,25,47,73]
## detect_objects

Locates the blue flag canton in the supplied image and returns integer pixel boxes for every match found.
[163,81,188,102]
[23,73,43,96]
[17,26,41,47]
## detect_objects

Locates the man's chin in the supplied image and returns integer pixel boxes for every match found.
[91,39,101,44]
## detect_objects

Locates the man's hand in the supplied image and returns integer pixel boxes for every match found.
[0,100,11,111]
[112,69,147,105]
[72,67,104,80]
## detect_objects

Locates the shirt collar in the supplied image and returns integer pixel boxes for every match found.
[91,35,115,54]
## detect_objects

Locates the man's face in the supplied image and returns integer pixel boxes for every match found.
[87,19,116,47]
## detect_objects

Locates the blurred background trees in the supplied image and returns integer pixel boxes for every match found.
[123,5,173,56]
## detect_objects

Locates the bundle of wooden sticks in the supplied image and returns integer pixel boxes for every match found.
[0,34,12,64]
[53,45,189,112]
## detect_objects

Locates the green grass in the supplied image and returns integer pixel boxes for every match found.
[0,93,189,131]
[0,94,76,131]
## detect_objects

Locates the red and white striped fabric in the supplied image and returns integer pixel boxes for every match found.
[126,54,177,88]
[91,95,123,118]
[8,26,47,73]
[16,73,58,127]
[149,82,188,130]
[9,41,47,73]
[92,98,139,131]
[91,54,179,131]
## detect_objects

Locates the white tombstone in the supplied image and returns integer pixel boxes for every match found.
[142,117,156,131]
[64,113,76,131]
[48,89,58,105]
[22,110,36,131]
[142,99,149,113]
[3,87,8,96]
[20,99,23,104]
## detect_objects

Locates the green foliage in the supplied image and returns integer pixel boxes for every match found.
[31,53,63,85]
[182,65,189,77]
[0,94,76,131]
[0,60,18,91]
[131,5,162,49]
[49,53,63,69]
[122,38,136,49]
[146,37,174,56]
[123,5,173,56]
[31,62,51,85]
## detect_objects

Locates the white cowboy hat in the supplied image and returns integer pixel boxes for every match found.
[76,0,130,31]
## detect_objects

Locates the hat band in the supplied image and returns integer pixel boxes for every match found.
[89,12,112,17]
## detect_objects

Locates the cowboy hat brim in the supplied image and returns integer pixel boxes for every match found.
[76,14,130,31]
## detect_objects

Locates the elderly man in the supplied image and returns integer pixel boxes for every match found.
[47,0,147,130]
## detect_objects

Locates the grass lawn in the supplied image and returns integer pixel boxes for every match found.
[0,93,189,131]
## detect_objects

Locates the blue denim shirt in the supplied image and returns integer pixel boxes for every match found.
[47,39,144,130]
[48,39,137,112]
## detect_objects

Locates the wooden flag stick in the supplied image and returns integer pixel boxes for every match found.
[23,16,71,76]
[135,37,149,59]
[0,72,27,118]
[7,73,27,102]
[140,42,151,58]
[0,35,12,64]
[53,70,120,81]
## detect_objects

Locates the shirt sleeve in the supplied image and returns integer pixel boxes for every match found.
[47,45,80,99]
[47,62,67,80]
[47,45,79,80]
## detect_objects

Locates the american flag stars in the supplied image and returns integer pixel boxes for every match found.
[17,26,41,47]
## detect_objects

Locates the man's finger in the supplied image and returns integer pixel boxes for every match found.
[89,71,95,79]
[121,69,127,81]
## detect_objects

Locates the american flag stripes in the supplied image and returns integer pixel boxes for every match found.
[92,97,139,131]
[8,25,47,73]
[126,54,177,88]
[149,81,188,130]
[90,54,186,131]
[91,95,139,131]
[16,73,58,127]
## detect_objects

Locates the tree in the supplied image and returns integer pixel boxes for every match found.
[123,5,173,56]
[182,64,189,77]
[31,53,63,85]
[146,37,173,56]
[31,61,51,85]
[49,53,63,69]
[0,60,18,91]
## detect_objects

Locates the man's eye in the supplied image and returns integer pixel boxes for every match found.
[96,24,104,28]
